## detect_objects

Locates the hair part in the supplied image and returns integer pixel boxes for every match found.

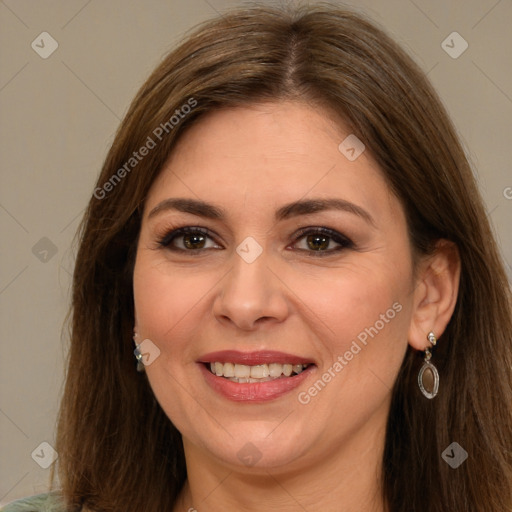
[53,4,512,511]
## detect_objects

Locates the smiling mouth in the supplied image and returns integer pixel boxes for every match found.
[207,362,311,383]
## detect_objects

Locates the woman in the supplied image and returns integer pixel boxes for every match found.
[3,4,511,512]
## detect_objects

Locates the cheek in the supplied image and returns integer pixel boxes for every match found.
[132,254,209,423]
[296,261,410,354]
[132,251,215,358]
[291,272,410,427]
[291,259,413,418]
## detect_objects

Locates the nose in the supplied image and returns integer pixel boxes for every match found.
[212,248,290,331]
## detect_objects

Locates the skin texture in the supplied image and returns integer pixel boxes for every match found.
[132,101,460,512]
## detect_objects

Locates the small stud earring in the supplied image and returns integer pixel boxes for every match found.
[133,330,145,372]
[418,331,439,399]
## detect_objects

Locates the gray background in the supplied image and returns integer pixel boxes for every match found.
[1,0,511,505]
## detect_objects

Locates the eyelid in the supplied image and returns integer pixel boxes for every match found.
[292,226,352,243]
[291,226,354,255]
[157,226,219,248]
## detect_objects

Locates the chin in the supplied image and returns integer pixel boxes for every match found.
[191,419,315,471]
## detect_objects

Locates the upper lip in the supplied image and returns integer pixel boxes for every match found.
[198,350,315,366]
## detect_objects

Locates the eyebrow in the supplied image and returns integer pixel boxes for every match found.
[148,197,376,226]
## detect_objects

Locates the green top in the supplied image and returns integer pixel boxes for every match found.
[0,493,66,512]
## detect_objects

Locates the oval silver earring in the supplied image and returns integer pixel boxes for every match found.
[418,331,439,399]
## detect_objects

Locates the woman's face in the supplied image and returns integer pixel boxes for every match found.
[133,101,417,472]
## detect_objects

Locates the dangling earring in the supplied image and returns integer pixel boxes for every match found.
[133,330,145,372]
[418,331,439,399]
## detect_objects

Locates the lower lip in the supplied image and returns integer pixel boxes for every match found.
[199,363,315,402]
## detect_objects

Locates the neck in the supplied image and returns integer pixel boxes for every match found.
[174,405,388,512]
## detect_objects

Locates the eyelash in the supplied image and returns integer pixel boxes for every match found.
[157,226,354,257]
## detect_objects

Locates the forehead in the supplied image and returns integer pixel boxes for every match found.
[144,101,401,224]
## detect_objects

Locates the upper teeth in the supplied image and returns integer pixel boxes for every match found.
[209,362,308,380]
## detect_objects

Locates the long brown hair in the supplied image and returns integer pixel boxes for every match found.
[53,4,512,511]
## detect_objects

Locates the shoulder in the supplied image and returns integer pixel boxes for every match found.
[0,492,67,512]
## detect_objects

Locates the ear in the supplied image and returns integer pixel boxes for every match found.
[408,239,461,351]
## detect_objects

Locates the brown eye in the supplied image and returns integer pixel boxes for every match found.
[305,233,330,251]
[158,227,219,252]
[293,227,354,256]
[181,232,207,250]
